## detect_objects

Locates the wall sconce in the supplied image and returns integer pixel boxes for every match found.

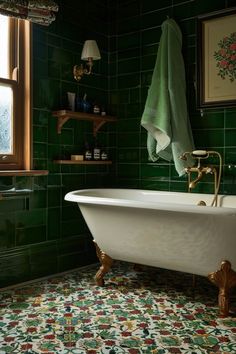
[73,40,101,81]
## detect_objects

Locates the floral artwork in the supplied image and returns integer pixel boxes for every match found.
[0,261,236,353]
[214,32,236,82]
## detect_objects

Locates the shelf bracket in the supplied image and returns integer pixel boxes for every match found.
[93,120,106,136]
[57,116,70,134]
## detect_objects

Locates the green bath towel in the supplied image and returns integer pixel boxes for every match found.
[141,18,195,176]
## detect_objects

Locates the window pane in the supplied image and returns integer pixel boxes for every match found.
[0,85,13,154]
[0,15,9,79]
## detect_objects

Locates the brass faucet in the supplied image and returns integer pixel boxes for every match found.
[184,164,217,190]
[180,150,222,206]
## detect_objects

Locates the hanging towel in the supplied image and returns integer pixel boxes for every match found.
[141,18,195,176]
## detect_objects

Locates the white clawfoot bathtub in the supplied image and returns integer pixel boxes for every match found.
[65,188,236,316]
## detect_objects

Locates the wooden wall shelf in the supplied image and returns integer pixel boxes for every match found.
[53,160,112,165]
[52,110,117,136]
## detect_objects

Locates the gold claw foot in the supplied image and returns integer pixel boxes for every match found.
[208,260,236,317]
[93,241,113,286]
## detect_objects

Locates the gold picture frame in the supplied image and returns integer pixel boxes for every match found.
[197,7,236,108]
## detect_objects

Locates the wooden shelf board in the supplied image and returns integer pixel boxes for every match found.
[52,110,117,135]
[53,160,112,165]
[0,170,48,176]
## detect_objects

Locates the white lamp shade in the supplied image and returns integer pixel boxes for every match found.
[81,40,101,61]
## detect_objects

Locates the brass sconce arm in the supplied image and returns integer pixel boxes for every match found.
[73,40,101,82]
[73,58,93,81]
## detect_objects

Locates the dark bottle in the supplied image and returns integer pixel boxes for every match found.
[84,141,92,160]
[93,104,100,115]
[101,150,108,161]
[82,94,91,113]
[93,139,101,160]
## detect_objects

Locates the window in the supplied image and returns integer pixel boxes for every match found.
[0,15,31,170]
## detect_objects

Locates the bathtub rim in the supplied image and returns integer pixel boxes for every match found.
[64,188,236,216]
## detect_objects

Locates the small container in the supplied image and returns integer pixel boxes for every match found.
[101,150,108,160]
[85,150,92,160]
[82,94,91,113]
[84,142,92,160]
[93,139,101,160]
[67,92,76,111]
[101,106,106,116]
[93,104,100,115]
[71,155,84,161]
[93,147,101,160]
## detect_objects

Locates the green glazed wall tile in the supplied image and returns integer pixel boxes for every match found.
[142,0,172,13]
[117,132,140,148]
[225,111,236,128]
[141,8,169,30]
[33,143,47,159]
[16,225,47,246]
[48,187,61,207]
[0,248,31,287]
[141,164,170,179]
[140,180,170,191]
[117,16,141,34]
[118,73,140,89]
[118,58,140,75]
[118,48,140,61]
[47,207,61,240]
[0,199,26,213]
[33,58,48,78]
[117,163,139,178]
[61,220,86,238]
[117,0,140,19]
[117,33,140,51]
[33,109,50,126]
[15,209,46,228]
[29,190,47,209]
[58,252,89,272]
[58,236,87,256]
[225,130,236,147]
[33,126,48,144]
[225,148,236,165]
[193,129,224,148]
[117,118,140,134]
[33,27,47,43]
[191,112,224,129]
[115,178,140,188]
[141,54,156,71]
[0,214,15,249]
[118,148,139,163]
[141,27,161,46]
[33,42,48,61]
[170,182,189,192]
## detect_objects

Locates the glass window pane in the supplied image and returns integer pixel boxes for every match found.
[0,15,9,79]
[0,85,13,154]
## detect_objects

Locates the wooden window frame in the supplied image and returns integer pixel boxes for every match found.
[0,18,32,171]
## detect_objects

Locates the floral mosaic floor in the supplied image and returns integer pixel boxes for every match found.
[1,261,236,354]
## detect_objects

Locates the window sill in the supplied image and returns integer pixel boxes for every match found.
[0,170,48,176]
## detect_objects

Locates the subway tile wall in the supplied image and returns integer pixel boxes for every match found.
[1,0,236,287]
[109,0,236,194]
[0,0,114,287]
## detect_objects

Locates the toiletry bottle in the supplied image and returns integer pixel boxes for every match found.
[82,94,91,113]
[67,92,76,111]
[93,139,101,160]
[101,106,106,116]
[84,141,92,161]
[93,103,100,115]
[101,149,108,161]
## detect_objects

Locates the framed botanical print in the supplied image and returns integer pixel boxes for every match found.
[197,7,236,108]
